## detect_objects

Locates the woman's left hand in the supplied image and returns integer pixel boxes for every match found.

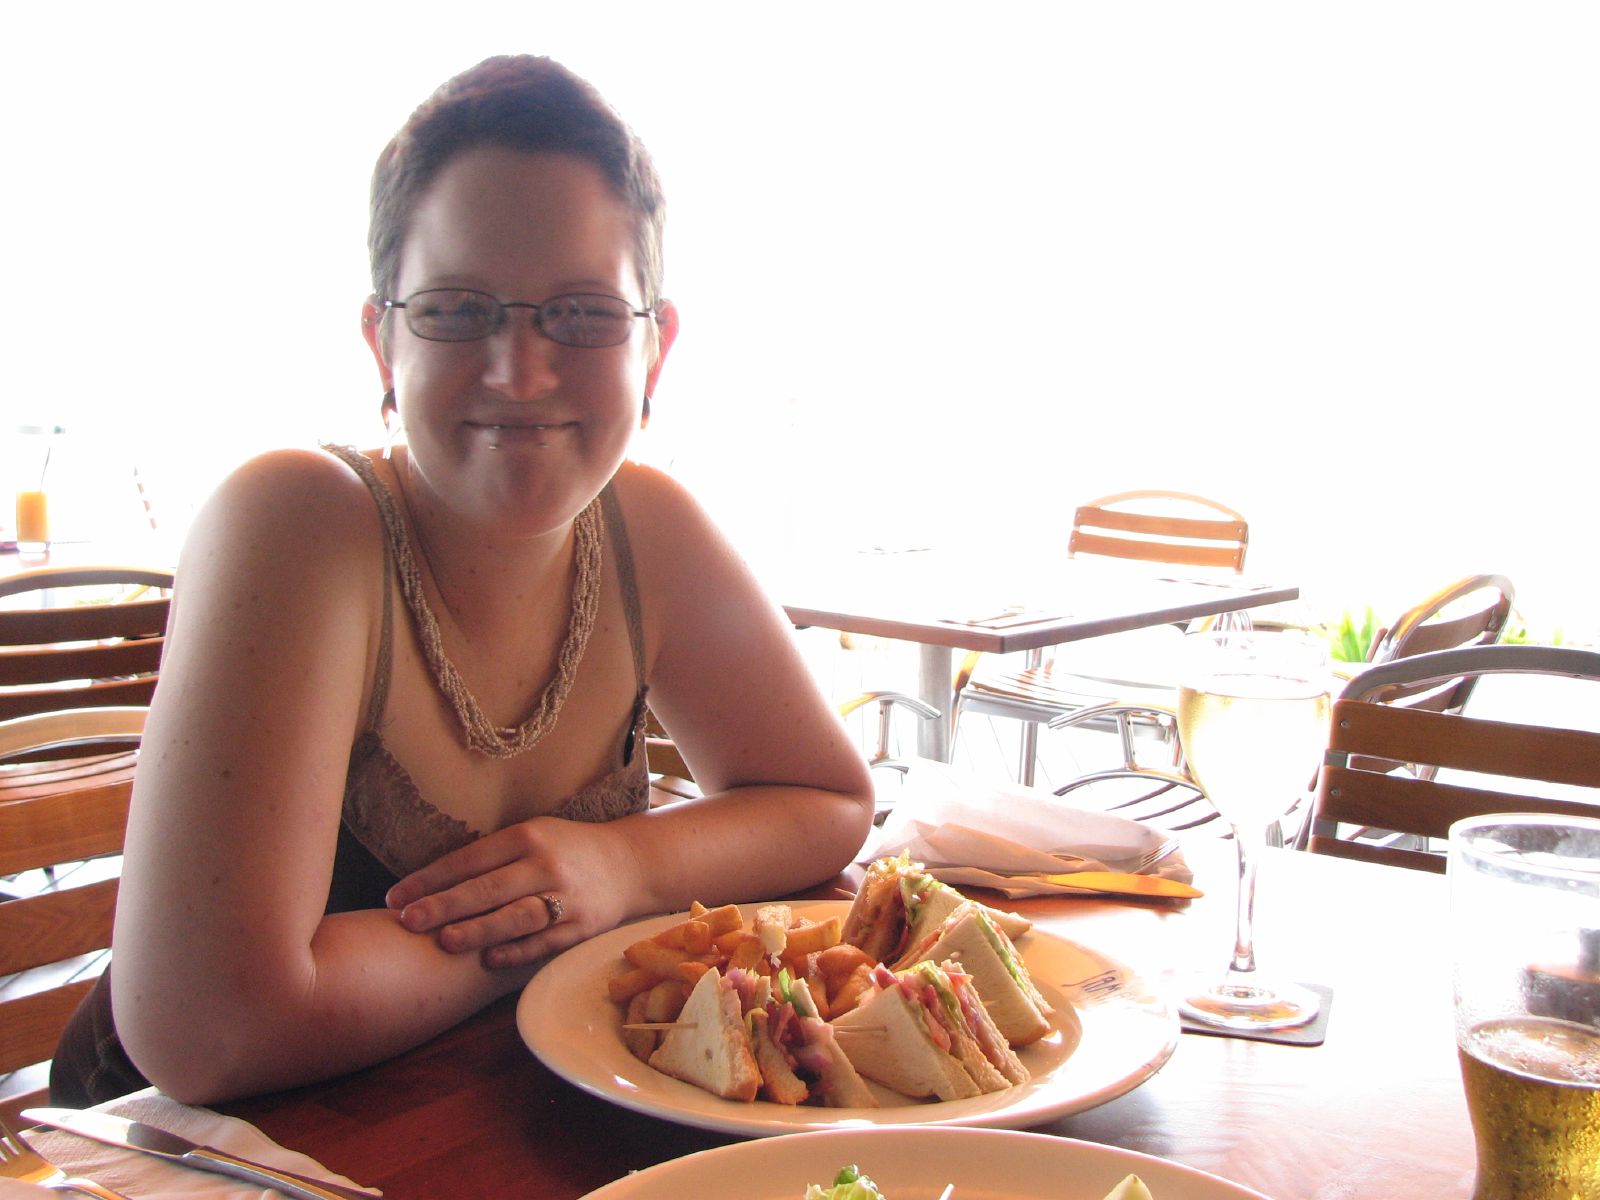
[386,816,635,968]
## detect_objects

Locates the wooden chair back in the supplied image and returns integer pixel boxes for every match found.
[1068,490,1249,573]
[642,709,697,802]
[0,565,174,725]
[957,490,1249,788]
[1363,573,1516,714]
[1305,645,1600,872]
[0,708,140,1124]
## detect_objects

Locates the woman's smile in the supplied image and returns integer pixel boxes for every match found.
[466,418,580,447]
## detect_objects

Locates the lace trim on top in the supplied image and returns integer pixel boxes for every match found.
[343,717,650,878]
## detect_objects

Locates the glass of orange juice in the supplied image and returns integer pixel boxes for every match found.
[15,487,49,555]
[12,424,59,557]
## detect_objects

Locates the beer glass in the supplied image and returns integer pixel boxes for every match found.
[1450,813,1600,1200]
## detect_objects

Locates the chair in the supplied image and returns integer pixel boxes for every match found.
[1298,644,1600,872]
[0,707,147,762]
[1046,700,1228,837]
[0,708,143,1125]
[954,491,1250,786]
[0,564,170,821]
[1354,573,1516,724]
[0,565,168,1118]
[0,565,174,724]
[1317,573,1517,854]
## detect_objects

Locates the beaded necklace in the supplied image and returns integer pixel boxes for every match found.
[351,448,603,759]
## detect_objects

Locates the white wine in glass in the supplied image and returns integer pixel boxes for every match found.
[1176,629,1331,1030]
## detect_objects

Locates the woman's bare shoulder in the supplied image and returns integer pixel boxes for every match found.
[192,447,382,551]
[607,460,700,523]
[605,461,732,559]
[605,461,788,631]
[211,445,375,513]
[176,447,387,607]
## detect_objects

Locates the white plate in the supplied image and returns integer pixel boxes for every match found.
[517,900,1177,1137]
[577,1127,1271,1199]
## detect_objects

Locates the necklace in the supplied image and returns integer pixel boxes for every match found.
[366,451,604,759]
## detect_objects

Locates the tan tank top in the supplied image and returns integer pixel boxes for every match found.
[328,446,651,880]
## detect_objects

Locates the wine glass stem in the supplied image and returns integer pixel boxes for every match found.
[1229,823,1270,975]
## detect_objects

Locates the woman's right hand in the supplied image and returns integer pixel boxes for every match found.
[387,811,640,968]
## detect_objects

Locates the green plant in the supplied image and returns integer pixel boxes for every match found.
[1326,605,1381,663]
[1499,610,1565,647]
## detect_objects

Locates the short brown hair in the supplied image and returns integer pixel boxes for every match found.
[368,55,665,307]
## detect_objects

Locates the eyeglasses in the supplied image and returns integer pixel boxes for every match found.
[383,288,656,348]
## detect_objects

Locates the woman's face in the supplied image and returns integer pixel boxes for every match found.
[363,146,675,535]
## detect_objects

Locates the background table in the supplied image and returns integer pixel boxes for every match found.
[224,842,1477,1198]
[783,553,1298,759]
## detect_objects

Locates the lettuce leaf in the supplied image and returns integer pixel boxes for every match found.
[803,1164,887,1199]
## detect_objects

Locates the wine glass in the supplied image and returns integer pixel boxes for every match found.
[1175,627,1332,1030]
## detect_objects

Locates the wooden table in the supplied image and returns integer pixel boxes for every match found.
[223,841,1478,1198]
[782,553,1299,760]
[0,540,180,606]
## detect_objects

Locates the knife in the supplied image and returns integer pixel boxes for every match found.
[1035,871,1202,899]
[21,1108,379,1200]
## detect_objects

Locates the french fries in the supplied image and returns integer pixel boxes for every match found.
[623,939,700,976]
[830,962,877,1015]
[782,916,842,960]
[622,992,656,1060]
[645,979,690,1023]
[610,903,857,1061]
[607,967,660,1005]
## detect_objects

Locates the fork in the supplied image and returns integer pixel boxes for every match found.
[990,837,1180,882]
[1123,837,1181,874]
[0,1114,131,1200]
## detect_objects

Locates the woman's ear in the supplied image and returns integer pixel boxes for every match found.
[361,297,394,392]
[643,300,679,400]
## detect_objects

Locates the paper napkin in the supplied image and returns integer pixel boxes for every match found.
[0,1182,53,1198]
[26,1088,378,1198]
[860,759,1193,898]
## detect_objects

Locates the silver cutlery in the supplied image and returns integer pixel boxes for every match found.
[0,1113,131,1200]
[22,1108,379,1200]
[1015,837,1178,876]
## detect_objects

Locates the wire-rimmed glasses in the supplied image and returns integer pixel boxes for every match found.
[383,288,656,347]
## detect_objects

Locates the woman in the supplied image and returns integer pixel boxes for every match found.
[53,55,874,1105]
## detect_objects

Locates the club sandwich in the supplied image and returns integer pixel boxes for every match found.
[758,968,880,1107]
[648,965,764,1101]
[842,854,1031,967]
[830,959,1029,1101]
[647,965,878,1107]
[893,900,1066,1048]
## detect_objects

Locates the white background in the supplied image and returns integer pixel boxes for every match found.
[3,2,1595,638]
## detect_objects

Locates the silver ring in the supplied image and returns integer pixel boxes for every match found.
[538,892,564,926]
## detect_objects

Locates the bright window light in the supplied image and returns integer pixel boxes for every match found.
[2,4,1595,641]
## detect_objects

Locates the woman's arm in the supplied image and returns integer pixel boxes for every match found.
[111,451,527,1104]
[384,465,876,964]
[618,465,877,905]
